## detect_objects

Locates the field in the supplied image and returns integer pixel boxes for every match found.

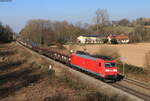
[66,43,150,67]
[0,42,83,101]
[1,42,131,101]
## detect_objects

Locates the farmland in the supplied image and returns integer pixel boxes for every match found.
[66,43,150,67]
[1,42,133,101]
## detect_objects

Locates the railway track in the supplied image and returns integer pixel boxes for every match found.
[111,78,150,101]
[17,41,149,101]
[111,83,150,101]
[124,78,150,90]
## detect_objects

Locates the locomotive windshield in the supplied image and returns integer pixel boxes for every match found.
[105,62,116,67]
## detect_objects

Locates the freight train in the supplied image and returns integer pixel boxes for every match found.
[18,40,124,82]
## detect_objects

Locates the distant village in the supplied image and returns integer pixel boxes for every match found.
[77,34,130,44]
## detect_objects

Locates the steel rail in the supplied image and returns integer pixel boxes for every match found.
[111,83,150,101]
[124,78,150,90]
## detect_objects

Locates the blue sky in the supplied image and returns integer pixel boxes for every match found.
[0,0,150,32]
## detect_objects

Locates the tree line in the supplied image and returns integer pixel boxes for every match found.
[20,9,150,45]
[1,9,150,44]
[20,20,89,45]
[0,22,13,43]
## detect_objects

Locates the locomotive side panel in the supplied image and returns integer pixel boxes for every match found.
[70,53,103,76]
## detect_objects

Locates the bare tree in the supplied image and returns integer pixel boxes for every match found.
[20,19,55,45]
[20,19,87,45]
[94,8,109,32]
[118,19,130,26]
[129,26,150,43]
[0,23,13,43]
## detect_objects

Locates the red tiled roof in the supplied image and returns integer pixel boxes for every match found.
[109,35,129,39]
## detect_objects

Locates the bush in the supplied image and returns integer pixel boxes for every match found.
[0,24,13,43]
[102,39,108,43]
[46,69,55,83]
[111,39,118,44]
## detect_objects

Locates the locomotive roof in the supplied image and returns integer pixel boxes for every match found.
[76,51,113,61]
[92,55,113,61]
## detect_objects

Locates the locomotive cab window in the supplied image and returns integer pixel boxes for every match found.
[105,62,116,67]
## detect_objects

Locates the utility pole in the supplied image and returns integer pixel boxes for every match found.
[123,61,125,75]
[120,57,127,76]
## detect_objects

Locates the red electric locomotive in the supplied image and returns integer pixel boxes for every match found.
[70,51,120,81]
[18,40,123,82]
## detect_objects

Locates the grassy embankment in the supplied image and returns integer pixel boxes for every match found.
[0,42,128,101]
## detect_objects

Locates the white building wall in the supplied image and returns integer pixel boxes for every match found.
[121,39,130,44]
[77,36,106,44]
[77,36,86,43]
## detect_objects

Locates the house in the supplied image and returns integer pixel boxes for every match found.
[108,35,130,44]
[77,34,107,44]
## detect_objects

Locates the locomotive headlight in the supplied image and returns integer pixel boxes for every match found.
[105,69,110,72]
[113,69,117,72]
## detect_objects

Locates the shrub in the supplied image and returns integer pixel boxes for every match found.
[0,25,13,43]
[111,39,118,44]
[46,69,55,83]
[102,39,108,43]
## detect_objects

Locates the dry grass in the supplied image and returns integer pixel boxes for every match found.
[84,92,128,101]
[0,42,136,101]
[65,43,150,67]
[43,93,68,101]
[94,46,120,60]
